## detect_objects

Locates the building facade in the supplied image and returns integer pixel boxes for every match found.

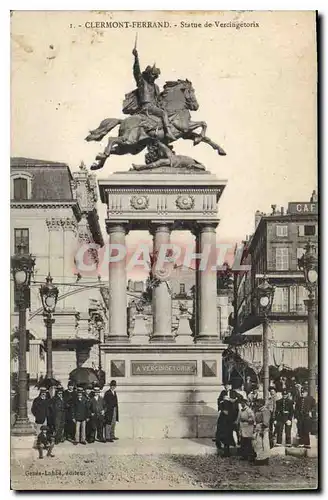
[11,158,106,386]
[232,191,318,371]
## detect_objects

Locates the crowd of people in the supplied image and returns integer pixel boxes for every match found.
[215,375,317,465]
[32,380,119,459]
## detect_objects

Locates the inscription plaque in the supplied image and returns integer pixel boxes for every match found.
[131,361,197,376]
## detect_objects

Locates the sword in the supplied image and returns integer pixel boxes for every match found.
[134,32,138,51]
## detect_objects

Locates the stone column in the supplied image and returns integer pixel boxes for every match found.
[195,223,219,343]
[150,223,174,342]
[106,222,129,342]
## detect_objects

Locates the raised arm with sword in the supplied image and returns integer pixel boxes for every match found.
[131,35,176,141]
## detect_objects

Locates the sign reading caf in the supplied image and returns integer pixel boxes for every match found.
[288,202,318,215]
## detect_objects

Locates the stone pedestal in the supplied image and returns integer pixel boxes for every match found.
[101,344,225,438]
[131,314,149,344]
[98,168,227,438]
[176,314,194,344]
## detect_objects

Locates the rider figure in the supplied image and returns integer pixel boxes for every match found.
[132,48,176,141]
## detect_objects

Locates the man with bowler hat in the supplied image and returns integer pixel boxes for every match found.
[31,388,50,436]
[104,380,119,442]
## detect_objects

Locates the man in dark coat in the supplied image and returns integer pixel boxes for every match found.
[50,387,66,444]
[243,376,254,397]
[215,397,236,457]
[31,388,50,435]
[36,425,55,459]
[63,381,76,441]
[83,385,94,443]
[294,386,316,448]
[104,380,119,442]
[218,382,242,444]
[72,388,89,445]
[275,389,294,446]
[89,385,106,443]
[267,386,278,448]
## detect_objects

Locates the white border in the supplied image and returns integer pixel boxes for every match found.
[2,2,326,499]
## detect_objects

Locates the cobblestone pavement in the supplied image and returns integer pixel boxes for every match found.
[11,452,317,490]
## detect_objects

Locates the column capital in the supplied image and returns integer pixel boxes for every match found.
[191,221,219,236]
[105,220,130,235]
[149,221,173,236]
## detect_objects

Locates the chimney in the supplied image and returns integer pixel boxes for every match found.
[280,206,284,215]
[271,204,277,215]
[255,210,262,230]
[310,190,317,203]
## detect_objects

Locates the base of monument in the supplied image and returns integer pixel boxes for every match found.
[106,336,130,343]
[149,335,176,343]
[101,343,224,439]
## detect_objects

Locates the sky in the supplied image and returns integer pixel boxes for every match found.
[11,10,317,245]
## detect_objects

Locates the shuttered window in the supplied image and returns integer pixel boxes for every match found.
[13,178,28,200]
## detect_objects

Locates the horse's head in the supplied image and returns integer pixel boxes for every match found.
[161,79,199,112]
[182,79,199,111]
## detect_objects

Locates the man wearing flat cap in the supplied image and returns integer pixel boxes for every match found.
[89,385,106,443]
[275,389,294,447]
[294,385,316,448]
[36,425,55,459]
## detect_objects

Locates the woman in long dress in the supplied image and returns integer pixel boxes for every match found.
[252,399,271,465]
[216,397,236,457]
[237,399,255,460]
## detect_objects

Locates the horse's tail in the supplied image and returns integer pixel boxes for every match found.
[85,118,121,142]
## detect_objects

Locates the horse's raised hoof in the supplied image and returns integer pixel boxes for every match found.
[217,148,226,156]
[193,136,202,146]
[90,162,103,171]
[95,152,107,161]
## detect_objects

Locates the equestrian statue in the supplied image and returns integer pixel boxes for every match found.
[85,40,226,171]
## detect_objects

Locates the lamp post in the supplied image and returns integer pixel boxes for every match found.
[39,273,59,379]
[91,312,105,370]
[11,247,35,435]
[298,241,318,399]
[256,277,275,403]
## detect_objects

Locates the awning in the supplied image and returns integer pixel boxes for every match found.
[241,324,262,337]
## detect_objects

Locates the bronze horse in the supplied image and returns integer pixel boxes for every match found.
[86,79,226,170]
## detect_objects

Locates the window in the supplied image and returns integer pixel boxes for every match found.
[272,287,289,312]
[276,225,288,237]
[299,224,317,236]
[14,229,29,254]
[179,283,186,295]
[304,225,316,236]
[11,172,32,200]
[290,285,297,312]
[275,247,289,270]
[13,178,28,200]
[297,285,308,313]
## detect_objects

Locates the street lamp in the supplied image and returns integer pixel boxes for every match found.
[256,277,275,402]
[91,312,105,370]
[39,273,59,379]
[11,247,35,435]
[298,241,318,399]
